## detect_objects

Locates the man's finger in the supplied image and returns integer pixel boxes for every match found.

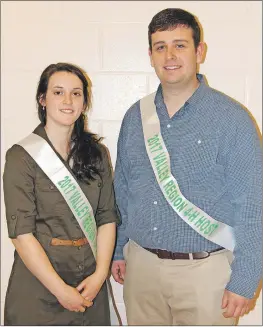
[240,308,246,317]
[221,292,228,309]
[233,306,242,318]
[112,270,124,284]
[223,302,236,318]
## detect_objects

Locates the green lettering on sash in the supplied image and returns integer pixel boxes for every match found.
[195,216,206,228]
[184,207,193,216]
[78,206,89,219]
[165,183,177,196]
[151,145,163,153]
[188,210,200,222]
[163,180,174,191]
[75,202,86,215]
[58,176,71,188]
[176,201,188,212]
[64,183,76,195]
[200,221,210,232]
[168,189,178,201]
[173,197,182,207]
[155,157,166,167]
[206,223,219,236]
[147,135,159,146]
[73,198,85,210]
[69,190,80,201]
[153,152,166,161]
[159,169,169,183]
[70,195,81,206]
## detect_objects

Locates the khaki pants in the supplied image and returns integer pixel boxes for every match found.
[123,241,236,326]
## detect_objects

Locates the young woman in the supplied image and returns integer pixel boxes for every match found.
[3,63,118,325]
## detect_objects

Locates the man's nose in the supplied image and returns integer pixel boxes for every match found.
[166,47,177,60]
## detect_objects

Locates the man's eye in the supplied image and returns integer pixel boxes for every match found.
[156,46,165,51]
[54,91,63,95]
[176,44,185,49]
[73,92,81,96]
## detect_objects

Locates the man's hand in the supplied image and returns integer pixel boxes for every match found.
[111,260,126,284]
[222,289,250,318]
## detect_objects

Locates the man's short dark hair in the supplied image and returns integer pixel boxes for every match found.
[148,8,201,51]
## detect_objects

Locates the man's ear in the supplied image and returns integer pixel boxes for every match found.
[149,48,154,67]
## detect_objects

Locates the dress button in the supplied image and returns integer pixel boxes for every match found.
[11,215,16,220]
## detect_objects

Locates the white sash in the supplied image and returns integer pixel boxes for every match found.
[140,93,235,251]
[18,133,121,325]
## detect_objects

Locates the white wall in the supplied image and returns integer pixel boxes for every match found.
[1,1,262,325]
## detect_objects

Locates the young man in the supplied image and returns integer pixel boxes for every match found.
[111,8,262,326]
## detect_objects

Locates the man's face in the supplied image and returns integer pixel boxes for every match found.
[149,26,204,87]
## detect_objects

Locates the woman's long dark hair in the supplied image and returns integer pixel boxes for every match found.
[36,62,102,183]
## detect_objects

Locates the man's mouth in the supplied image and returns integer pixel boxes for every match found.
[164,65,181,70]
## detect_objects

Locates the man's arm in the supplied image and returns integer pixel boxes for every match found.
[223,110,262,317]
[111,113,131,283]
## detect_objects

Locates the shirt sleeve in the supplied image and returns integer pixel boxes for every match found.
[95,145,120,228]
[3,145,37,238]
[224,111,262,298]
[113,113,131,260]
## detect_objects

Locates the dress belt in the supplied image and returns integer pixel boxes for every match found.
[50,237,88,247]
[143,247,225,260]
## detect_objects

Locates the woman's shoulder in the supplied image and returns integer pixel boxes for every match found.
[5,143,36,170]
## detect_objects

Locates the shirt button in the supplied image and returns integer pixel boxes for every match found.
[167,124,171,128]
[50,185,54,190]
[197,140,202,144]
[78,264,83,270]
[98,182,102,187]
[153,227,158,231]
[78,246,82,250]
[153,201,158,205]
[11,215,16,220]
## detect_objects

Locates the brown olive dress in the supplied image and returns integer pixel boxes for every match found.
[3,124,119,326]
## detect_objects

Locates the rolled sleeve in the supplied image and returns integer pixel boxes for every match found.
[95,145,119,228]
[3,145,37,238]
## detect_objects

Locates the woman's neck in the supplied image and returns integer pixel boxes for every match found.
[44,122,73,160]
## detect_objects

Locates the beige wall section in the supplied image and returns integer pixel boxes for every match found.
[1,1,262,325]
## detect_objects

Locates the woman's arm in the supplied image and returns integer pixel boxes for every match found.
[13,233,92,312]
[76,222,116,300]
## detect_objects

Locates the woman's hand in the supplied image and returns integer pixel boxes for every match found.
[76,271,106,302]
[56,284,93,312]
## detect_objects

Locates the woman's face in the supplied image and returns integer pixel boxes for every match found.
[40,71,85,128]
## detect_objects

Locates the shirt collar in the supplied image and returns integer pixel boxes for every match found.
[154,74,208,118]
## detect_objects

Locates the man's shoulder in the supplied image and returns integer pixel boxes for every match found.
[205,86,251,122]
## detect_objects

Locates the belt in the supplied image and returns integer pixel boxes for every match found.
[51,237,88,247]
[144,247,225,260]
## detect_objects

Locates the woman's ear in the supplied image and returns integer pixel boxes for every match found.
[39,95,46,107]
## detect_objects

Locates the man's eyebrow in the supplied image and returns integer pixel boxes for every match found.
[153,39,189,47]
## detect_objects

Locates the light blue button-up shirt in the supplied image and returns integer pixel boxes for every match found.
[113,74,262,298]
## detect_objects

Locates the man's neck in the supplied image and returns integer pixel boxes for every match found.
[162,78,200,118]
